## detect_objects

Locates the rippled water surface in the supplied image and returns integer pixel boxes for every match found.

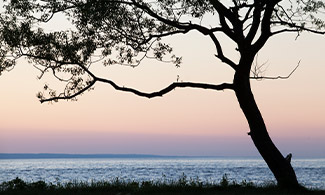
[1,158,324,189]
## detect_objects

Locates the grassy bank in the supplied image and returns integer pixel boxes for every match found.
[1,176,324,195]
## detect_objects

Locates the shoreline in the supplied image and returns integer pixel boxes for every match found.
[1,177,324,195]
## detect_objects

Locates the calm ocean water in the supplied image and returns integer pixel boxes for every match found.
[0,157,324,189]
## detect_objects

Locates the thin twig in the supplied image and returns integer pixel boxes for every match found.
[250,60,301,80]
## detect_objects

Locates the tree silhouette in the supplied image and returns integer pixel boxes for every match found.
[1,0,324,188]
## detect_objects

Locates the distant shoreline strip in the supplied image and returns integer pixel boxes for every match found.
[0,153,168,159]
[0,153,248,159]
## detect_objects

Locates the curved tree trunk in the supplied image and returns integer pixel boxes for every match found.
[233,68,299,188]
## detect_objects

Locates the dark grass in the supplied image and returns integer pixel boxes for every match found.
[1,176,324,195]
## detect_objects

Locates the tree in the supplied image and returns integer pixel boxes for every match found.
[1,0,324,188]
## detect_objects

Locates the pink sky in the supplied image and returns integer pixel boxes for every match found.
[0,28,324,157]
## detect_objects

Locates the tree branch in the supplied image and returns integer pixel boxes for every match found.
[250,60,301,80]
[210,0,247,43]
[40,78,234,103]
[128,1,238,70]
[271,21,325,35]
[40,79,96,103]
[252,1,280,52]
[209,33,238,70]
[130,0,223,37]
[246,1,263,44]
[96,78,234,98]
[271,29,301,36]
[130,0,191,31]
[209,0,239,25]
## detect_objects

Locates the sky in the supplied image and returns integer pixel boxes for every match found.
[0,11,324,157]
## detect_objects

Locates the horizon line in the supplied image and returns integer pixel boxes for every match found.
[0,153,262,159]
[0,153,323,159]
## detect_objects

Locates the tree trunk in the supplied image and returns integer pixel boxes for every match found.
[233,70,299,188]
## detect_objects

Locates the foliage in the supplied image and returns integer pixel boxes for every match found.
[1,176,323,195]
[1,0,324,102]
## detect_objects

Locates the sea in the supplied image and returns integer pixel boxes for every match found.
[0,157,324,189]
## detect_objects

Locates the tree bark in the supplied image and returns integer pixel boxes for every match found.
[233,68,299,188]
